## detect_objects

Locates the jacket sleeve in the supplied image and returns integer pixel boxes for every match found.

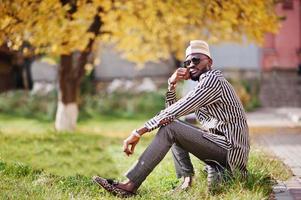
[145,75,221,131]
[165,90,177,107]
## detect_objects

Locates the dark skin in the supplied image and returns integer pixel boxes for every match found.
[118,53,213,193]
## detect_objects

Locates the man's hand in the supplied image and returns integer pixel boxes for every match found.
[123,134,140,156]
[169,68,190,85]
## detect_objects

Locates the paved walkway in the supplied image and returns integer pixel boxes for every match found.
[247,107,301,128]
[255,133,301,200]
[248,107,301,200]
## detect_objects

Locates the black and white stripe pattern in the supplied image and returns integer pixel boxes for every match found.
[144,69,249,176]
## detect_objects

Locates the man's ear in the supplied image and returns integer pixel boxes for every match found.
[208,58,213,68]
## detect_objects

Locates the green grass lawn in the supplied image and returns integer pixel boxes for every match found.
[0,114,291,199]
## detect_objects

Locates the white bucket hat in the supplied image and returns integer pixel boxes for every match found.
[185,40,211,59]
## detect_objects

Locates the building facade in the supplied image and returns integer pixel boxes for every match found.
[262,0,301,71]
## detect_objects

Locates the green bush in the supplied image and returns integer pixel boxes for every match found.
[0,90,57,121]
[229,78,261,111]
[0,77,261,122]
[0,90,166,121]
[79,90,166,120]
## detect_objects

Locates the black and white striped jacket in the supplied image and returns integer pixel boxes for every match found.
[145,69,250,176]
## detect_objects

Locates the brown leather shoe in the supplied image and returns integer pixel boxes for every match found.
[92,176,136,198]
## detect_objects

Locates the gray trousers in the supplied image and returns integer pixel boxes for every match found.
[125,120,228,187]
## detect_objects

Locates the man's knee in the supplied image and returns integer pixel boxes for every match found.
[156,122,177,139]
[158,121,178,132]
[157,124,171,135]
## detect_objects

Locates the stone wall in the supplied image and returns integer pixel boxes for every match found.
[259,70,301,107]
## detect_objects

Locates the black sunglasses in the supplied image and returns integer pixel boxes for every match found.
[182,57,210,68]
[183,57,204,68]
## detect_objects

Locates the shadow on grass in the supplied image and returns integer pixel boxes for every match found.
[208,171,276,197]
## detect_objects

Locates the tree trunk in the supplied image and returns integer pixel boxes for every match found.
[55,101,79,131]
[55,54,83,131]
[55,6,102,131]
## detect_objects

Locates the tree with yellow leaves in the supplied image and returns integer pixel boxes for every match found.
[0,0,279,131]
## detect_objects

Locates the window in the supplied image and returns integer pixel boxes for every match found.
[282,0,293,10]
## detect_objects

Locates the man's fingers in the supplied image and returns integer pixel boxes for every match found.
[184,72,190,80]
[124,148,130,156]
[177,72,186,76]
[176,69,190,80]
[130,143,136,154]
[123,140,130,155]
[178,68,189,73]
[123,135,140,156]
[123,140,135,156]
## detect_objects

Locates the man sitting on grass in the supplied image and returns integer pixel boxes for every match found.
[93,40,250,197]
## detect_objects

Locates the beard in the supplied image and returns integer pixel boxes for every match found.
[190,72,201,81]
[189,66,210,81]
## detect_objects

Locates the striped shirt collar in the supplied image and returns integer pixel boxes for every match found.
[199,69,222,81]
